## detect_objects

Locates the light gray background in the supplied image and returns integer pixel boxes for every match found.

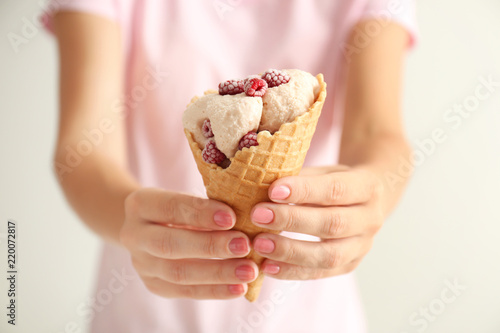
[1,1,499,332]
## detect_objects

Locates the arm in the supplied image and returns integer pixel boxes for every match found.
[340,20,412,214]
[53,12,139,244]
[249,20,413,279]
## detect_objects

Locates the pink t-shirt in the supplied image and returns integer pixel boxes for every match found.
[44,1,417,332]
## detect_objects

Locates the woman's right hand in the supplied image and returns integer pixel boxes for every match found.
[120,188,258,299]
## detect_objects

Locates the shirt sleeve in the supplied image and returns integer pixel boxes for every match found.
[41,0,119,34]
[361,0,419,48]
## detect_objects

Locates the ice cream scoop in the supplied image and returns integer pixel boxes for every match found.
[259,69,320,133]
[182,69,320,162]
[182,93,262,158]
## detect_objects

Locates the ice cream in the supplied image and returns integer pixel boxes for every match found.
[182,69,320,162]
[183,93,262,158]
[260,69,320,133]
[182,69,327,302]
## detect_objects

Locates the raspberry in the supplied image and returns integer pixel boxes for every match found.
[238,131,259,150]
[202,119,213,138]
[244,76,268,97]
[261,69,290,88]
[202,139,226,165]
[219,79,244,95]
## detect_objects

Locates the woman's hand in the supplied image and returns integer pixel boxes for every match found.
[250,165,386,280]
[120,188,259,299]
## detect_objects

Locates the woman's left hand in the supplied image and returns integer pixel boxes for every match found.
[250,165,386,280]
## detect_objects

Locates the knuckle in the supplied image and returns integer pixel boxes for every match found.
[213,263,226,282]
[345,263,357,274]
[363,168,383,197]
[363,240,374,256]
[298,180,313,202]
[124,191,141,216]
[344,260,361,274]
[295,264,313,280]
[209,285,221,299]
[189,207,201,225]
[283,208,299,231]
[130,256,142,272]
[310,268,324,280]
[322,212,346,238]
[328,179,346,203]
[192,195,210,210]
[369,217,383,234]
[203,235,219,257]
[368,206,385,234]
[144,278,160,295]
[283,242,298,263]
[179,202,200,225]
[180,285,195,299]
[118,226,132,247]
[321,247,342,269]
[161,199,176,221]
[352,259,362,271]
[153,230,174,258]
[168,262,188,284]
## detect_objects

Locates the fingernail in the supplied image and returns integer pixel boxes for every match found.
[229,238,249,255]
[270,185,290,200]
[254,238,275,254]
[263,264,280,275]
[252,207,274,224]
[214,211,233,228]
[235,265,255,281]
[228,284,245,295]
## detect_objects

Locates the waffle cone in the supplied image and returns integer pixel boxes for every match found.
[184,74,326,301]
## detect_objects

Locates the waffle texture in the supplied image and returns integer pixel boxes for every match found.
[184,74,327,301]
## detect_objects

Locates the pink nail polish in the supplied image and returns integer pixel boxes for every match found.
[270,185,290,200]
[228,284,244,295]
[254,238,275,254]
[252,207,274,224]
[229,238,249,255]
[214,211,233,228]
[263,264,280,275]
[235,265,255,281]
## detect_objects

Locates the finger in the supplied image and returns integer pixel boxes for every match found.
[139,224,251,259]
[134,256,258,284]
[143,277,248,300]
[268,169,379,206]
[251,203,374,239]
[253,234,367,269]
[260,258,363,280]
[125,188,236,230]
